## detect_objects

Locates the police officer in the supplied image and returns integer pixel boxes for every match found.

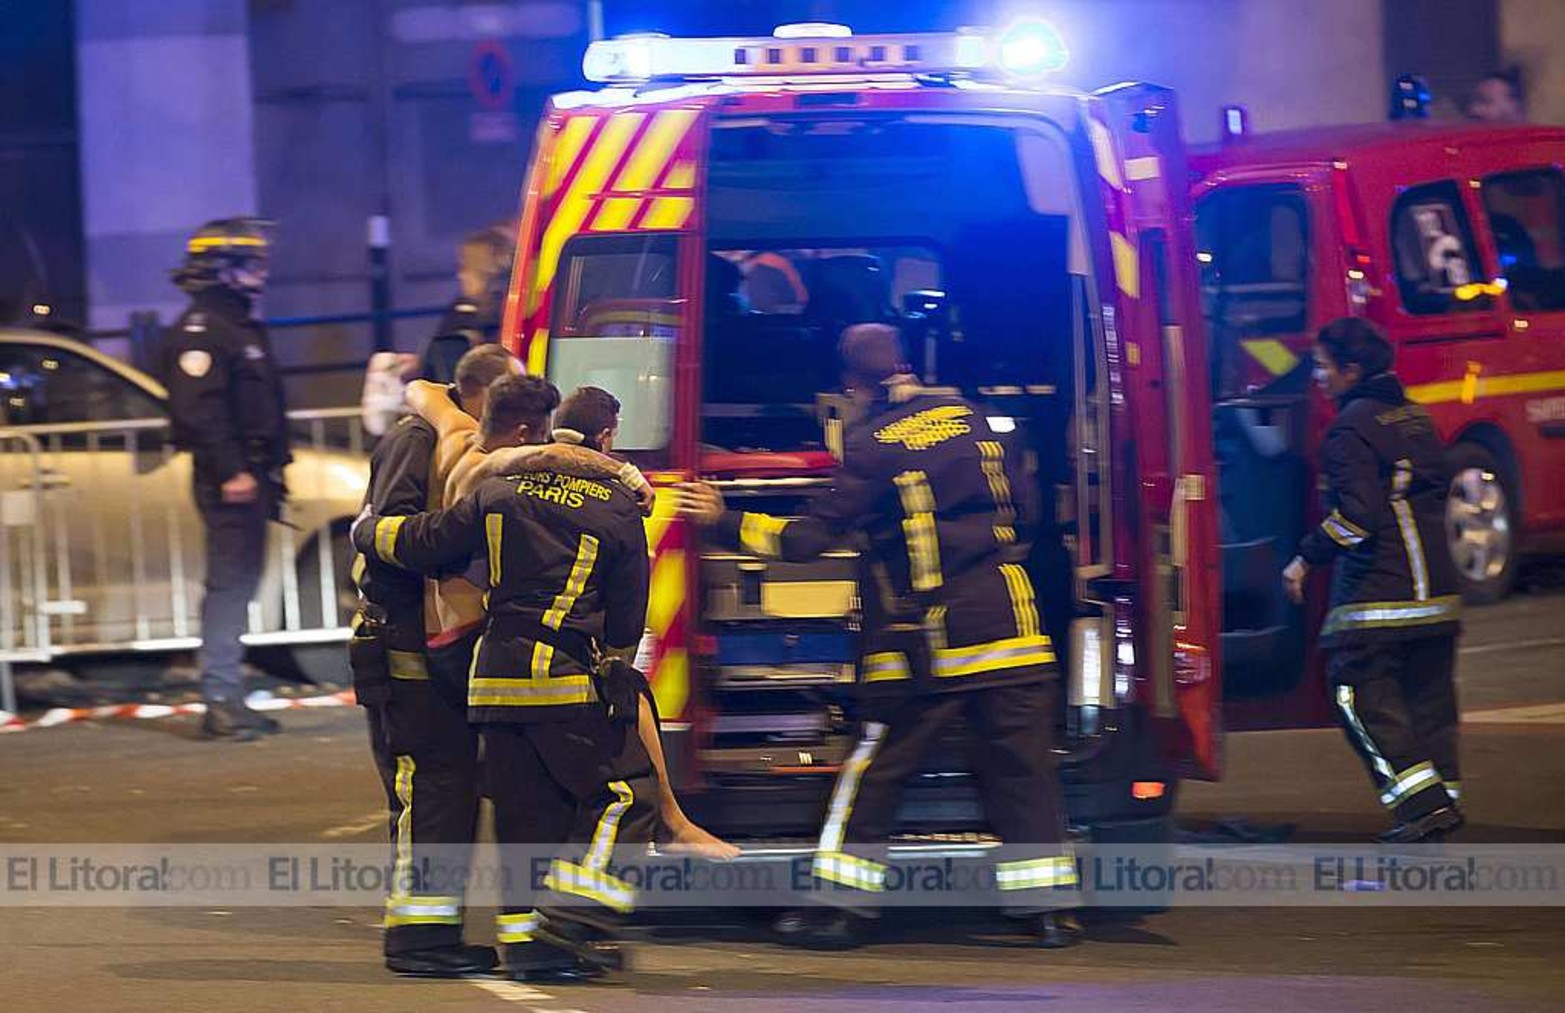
[354,374,655,982]
[682,323,1080,949]
[161,218,290,740]
[1284,318,1463,843]
[350,345,519,978]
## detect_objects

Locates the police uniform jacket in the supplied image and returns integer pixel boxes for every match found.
[1298,372,1461,647]
[354,414,436,654]
[355,467,650,724]
[711,386,1054,695]
[161,288,291,487]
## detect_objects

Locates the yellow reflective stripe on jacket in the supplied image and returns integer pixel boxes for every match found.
[739,512,790,557]
[387,650,429,681]
[932,634,1054,679]
[812,850,887,892]
[545,859,636,913]
[495,910,540,943]
[485,512,504,585]
[995,854,1079,891]
[1390,459,1429,601]
[999,563,1041,639]
[529,641,555,680]
[374,516,406,565]
[1322,595,1461,638]
[861,652,912,683]
[1321,509,1367,548]
[894,470,943,592]
[542,534,599,630]
[468,674,598,708]
[978,440,1016,545]
[1378,760,1444,809]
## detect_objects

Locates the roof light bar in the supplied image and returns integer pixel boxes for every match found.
[581,22,1068,83]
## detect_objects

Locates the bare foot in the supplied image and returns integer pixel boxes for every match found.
[662,821,741,861]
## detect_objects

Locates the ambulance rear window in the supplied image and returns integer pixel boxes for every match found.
[547,233,679,459]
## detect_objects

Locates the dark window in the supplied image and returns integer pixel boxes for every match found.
[1481,169,1565,312]
[1195,184,1311,397]
[0,344,164,425]
[547,234,679,456]
[1389,181,1488,316]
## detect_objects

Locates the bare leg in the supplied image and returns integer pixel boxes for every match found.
[636,696,739,860]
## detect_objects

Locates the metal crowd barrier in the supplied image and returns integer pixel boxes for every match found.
[0,408,372,711]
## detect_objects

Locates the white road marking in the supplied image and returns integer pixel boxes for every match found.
[1459,636,1565,657]
[320,811,386,839]
[468,980,555,1003]
[1464,702,1565,724]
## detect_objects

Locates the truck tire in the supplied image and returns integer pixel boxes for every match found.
[1445,442,1518,605]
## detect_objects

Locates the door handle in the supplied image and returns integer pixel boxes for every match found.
[19,469,71,489]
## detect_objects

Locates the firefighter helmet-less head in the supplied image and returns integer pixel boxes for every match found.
[173,217,274,294]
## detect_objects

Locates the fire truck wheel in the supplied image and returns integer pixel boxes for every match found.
[1445,442,1518,605]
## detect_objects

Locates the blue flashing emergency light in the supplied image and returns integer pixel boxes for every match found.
[581,23,1070,84]
[1390,74,1432,120]
[997,20,1069,77]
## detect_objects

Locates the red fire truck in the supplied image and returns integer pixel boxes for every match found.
[498,22,1550,846]
[1192,121,1565,625]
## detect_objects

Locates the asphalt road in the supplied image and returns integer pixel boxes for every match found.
[2,578,1564,1011]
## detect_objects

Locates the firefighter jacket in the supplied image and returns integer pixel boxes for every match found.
[1298,372,1461,647]
[161,287,291,488]
[353,414,436,655]
[710,385,1055,695]
[354,467,650,724]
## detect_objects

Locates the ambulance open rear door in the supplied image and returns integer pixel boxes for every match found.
[1091,83,1224,779]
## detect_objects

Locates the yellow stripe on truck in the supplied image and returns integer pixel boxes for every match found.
[1240,338,1301,377]
[535,111,645,299]
[1407,368,1565,406]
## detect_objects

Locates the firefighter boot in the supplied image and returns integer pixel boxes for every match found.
[385,944,498,978]
[1377,805,1465,844]
[1029,911,1084,949]
[772,908,870,950]
[532,917,627,973]
[200,701,281,740]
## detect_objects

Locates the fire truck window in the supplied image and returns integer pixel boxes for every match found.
[1194,185,1310,399]
[547,234,679,458]
[1389,182,1489,316]
[1481,169,1565,312]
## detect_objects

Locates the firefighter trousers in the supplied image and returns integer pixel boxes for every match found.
[483,709,656,971]
[1328,634,1461,823]
[364,635,481,956]
[813,678,1077,915]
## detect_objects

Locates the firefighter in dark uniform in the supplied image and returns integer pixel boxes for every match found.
[1284,318,1463,843]
[354,374,655,983]
[350,346,517,978]
[682,323,1080,949]
[161,218,290,740]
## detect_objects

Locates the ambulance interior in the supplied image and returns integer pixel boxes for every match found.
[691,115,1105,790]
